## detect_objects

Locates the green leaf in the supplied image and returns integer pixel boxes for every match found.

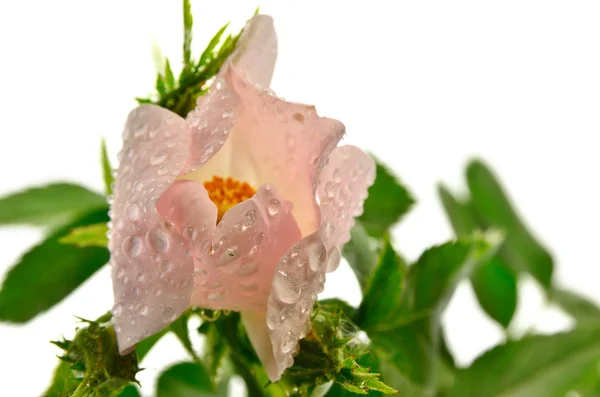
[550,288,600,326]
[470,257,517,328]
[164,59,176,90]
[117,385,141,397]
[438,183,517,328]
[466,159,554,289]
[171,312,201,362]
[101,138,114,195]
[43,361,80,397]
[342,221,378,290]
[0,183,106,227]
[0,208,109,322]
[182,0,193,67]
[157,362,216,397]
[136,328,169,362]
[357,238,406,331]
[409,240,475,313]
[448,327,600,397]
[359,161,414,238]
[59,223,108,248]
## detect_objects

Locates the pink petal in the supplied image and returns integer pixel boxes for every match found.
[182,16,344,237]
[316,145,376,269]
[190,184,301,312]
[241,311,279,380]
[109,105,196,353]
[264,145,375,380]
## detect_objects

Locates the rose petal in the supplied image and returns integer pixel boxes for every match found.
[183,14,278,176]
[265,233,328,380]
[316,145,376,252]
[109,105,195,352]
[264,145,375,380]
[241,311,280,380]
[190,184,301,312]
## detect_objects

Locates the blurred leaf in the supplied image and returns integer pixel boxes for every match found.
[466,159,554,289]
[359,161,414,238]
[0,183,106,227]
[59,223,108,248]
[448,327,600,397]
[0,208,109,322]
[182,0,193,67]
[164,59,175,90]
[101,138,114,195]
[551,288,600,326]
[157,362,217,397]
[470,257,517,328]
[438,183,517,328]
[357,238,406,331]
[43,361,79,397]
[171,312,201,362]
[117,385,141,397]
[343,221,378,290]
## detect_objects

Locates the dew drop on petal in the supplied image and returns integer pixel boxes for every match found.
[273,272,301,304]
[300,298,312,314]
[150,151,167,165]
[146,228,169,253]
[268,199,281,216]
[136,273,147,283]
[125,203,141,221]
[242,210,256,229]
[267,311,277,330]
[281,331,296,353]
[160,260,172,273]
[161,306,176,323]
[122,236,142,257]
[112,303,123,316]
[308,240,327,272]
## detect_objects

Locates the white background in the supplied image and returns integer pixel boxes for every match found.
[1,1,599,396]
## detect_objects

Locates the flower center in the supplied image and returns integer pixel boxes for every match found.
[203,175,256,223]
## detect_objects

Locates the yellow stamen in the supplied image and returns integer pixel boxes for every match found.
[203,175,256,223]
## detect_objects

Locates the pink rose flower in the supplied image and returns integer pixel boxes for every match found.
[109,14,375,381]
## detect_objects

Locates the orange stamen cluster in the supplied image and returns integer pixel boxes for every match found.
[203,175,256,223]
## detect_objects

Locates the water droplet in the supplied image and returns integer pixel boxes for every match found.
[281,331,296,353]
[185,227,196,240]
[273,272,301,304]
[321,222,335,239]
[268,199,281,216]
[242,210,256,229]
[300,298,312,314]
[158,167,168,175]
[160,260,172,273]
[136,273,147,283]
[204,145,214,154]
[236,262,257,276]
[115,267,125,279]
[161,306,176,322]
[208,292,225,301]
[146,228,169,253]
[149,128,158,138]
[112,303,123,316]
[267,311,277,330]
[326,246,342,272]
[140,305,149,316]
[222,109,233,118]
[122,236,142,257]
[290,244,301,258]
[125,203,141,221]
[153,287,163,296]
[308,240,327,272]
[325,182,336,198]
[255,232,265,245]
[150,151,167,165]
[333,168,342,183]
